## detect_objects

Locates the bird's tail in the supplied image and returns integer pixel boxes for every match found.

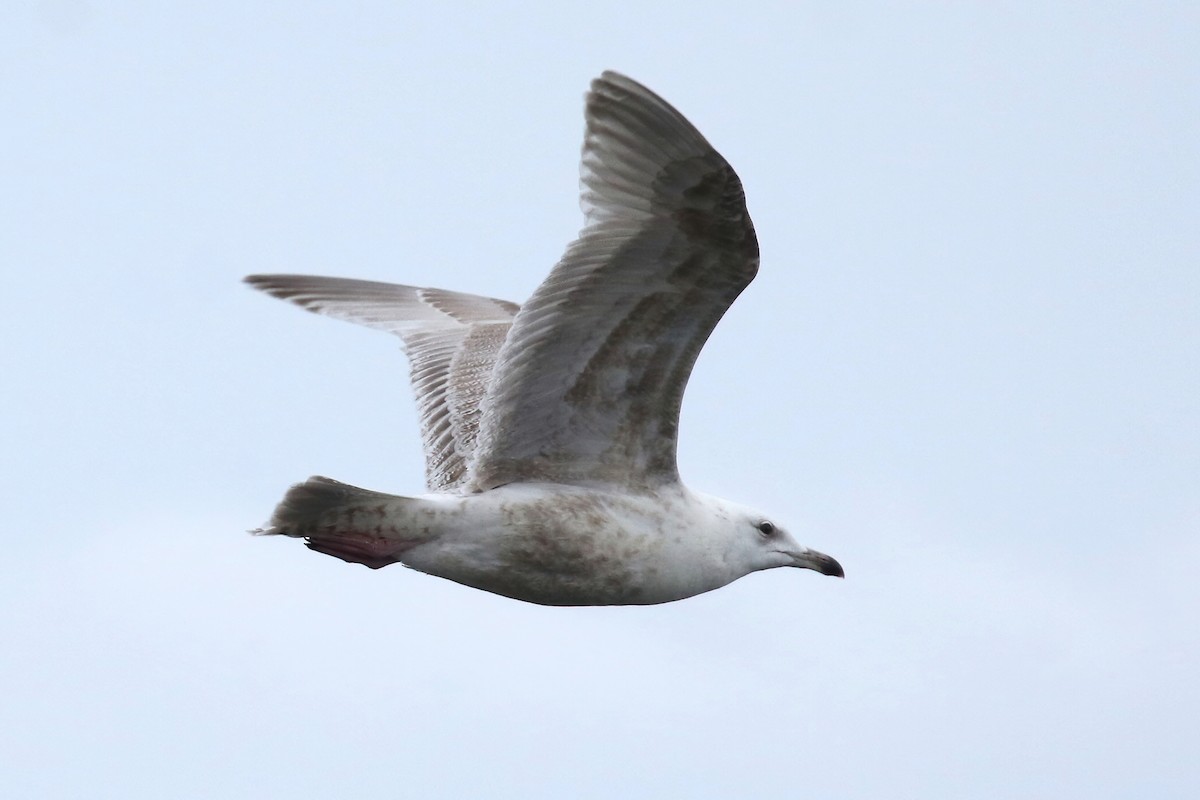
[252,476,423,569]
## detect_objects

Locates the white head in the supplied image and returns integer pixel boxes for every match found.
[713,498,844,579]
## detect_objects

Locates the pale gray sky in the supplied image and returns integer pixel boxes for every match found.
[2,2,1197,798]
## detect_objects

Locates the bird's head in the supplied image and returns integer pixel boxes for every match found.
[717,500,844,579]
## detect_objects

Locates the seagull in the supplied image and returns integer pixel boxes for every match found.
[246,71,843,605]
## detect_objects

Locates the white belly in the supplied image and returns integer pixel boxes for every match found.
[398,483,742,606]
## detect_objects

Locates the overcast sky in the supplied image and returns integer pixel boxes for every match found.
[2,2,1197,798]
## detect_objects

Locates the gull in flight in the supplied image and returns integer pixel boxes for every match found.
[246,71,843,605]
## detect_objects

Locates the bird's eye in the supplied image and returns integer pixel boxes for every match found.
[757,520,775,536]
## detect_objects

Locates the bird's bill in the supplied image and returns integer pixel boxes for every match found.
[787,548,845,578]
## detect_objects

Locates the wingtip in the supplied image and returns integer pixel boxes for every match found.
[594,69,632,87]
[244,274,280,290]
[242,274,319,306]
[588,71,657,106]
[243,274,277,295]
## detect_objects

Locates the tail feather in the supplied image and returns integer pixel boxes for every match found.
[252,476,416,569]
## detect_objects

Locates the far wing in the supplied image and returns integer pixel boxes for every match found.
[246,275,518,492]
[469,72,758,491]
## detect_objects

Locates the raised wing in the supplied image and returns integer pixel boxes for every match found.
[469,72,759,491]
[245,275,518,492]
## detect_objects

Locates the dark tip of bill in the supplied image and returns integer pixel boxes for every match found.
[822,556,845,579]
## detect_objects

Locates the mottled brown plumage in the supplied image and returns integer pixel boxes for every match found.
[246,72,842,605]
